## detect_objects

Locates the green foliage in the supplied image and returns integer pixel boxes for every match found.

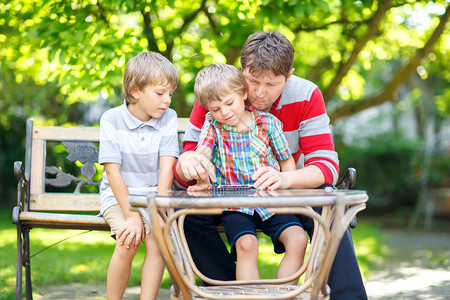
[425,148,450,188]
[0,209,383,298]
[0,210,172,299]
[2,0,448,109]
[1,1,449,209]
[336,133,422,210]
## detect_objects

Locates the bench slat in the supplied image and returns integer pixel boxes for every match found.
[19,211,109,230]
[32,118,189,141]
[30,193,101,211]
[30,138,44,195]
[33,126,100,141]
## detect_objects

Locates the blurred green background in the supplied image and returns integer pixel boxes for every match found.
[2,0,449,215]
[1,0,449,298]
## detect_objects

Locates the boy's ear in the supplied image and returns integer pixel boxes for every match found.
[130,85,140,100]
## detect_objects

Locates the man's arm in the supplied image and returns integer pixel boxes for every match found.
[258,85,337,189]
[175,102,215,187]
[298,88,339,185]
[253,164,325,190]
[182,101,209,152]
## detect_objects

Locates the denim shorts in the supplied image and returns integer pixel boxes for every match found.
[222,211,303,258]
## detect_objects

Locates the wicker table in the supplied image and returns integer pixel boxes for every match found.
[129,189,368,300]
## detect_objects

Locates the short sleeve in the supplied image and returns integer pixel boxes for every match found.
[159,109,180,158]
[99,111,122,165]
[197,116,217,150]
[268,116,291,161]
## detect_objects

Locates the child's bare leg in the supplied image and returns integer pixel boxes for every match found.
[235,234,259,280]
[276,226,308,285]
[107,242,139,300]
[140,233,165,300]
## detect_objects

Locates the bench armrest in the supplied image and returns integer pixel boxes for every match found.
[14,161,26,207]
[336,167,356,190]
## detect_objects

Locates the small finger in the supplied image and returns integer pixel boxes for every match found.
[184,165,197,181]
[117,229,127,244]
[134,235,141,248]
[253,172,271,189]
[126,233,136,248]
[268,181,280,191]
[202,161,216,182]
[195,165,209,182]
[252,167,270,180]
[257,174,277,190]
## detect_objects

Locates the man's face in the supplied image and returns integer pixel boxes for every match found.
[242,68,292,111]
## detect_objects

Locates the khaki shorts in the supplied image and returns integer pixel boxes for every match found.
[103,204,127,238]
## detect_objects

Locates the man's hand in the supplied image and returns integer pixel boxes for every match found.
[177,150,216,183]
[252,167,290,190]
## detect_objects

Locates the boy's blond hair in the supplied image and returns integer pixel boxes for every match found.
[122,51,178,104]
[240,30,294,79]
[194,63,248,108]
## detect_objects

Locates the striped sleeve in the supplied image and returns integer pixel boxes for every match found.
[182,101,208,152]
[298,88,339,185]
[197,116,217,150]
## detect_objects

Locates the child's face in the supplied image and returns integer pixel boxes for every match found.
[207,91,248,128]
[129,83,175,122]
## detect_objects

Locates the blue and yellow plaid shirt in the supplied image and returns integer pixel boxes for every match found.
[198,103,292,220]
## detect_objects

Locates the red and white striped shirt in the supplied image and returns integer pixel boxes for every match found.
[177,75,339,187]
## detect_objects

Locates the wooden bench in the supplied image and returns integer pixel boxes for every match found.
[13,118,356,300]
[12,117,189,300]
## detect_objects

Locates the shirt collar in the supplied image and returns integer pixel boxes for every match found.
[269,94,282,115]
[121,102,159,130]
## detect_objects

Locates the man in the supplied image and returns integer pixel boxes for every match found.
[174,30,367,299]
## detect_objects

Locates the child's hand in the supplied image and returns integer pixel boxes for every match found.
[117,214,143,250]
[252,167,289,190]
[178,150,216,183]
[187,180,212,191]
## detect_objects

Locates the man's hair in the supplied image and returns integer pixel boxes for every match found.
[240,30,294,79]
[122,51,178,104]
[194,63,248,108]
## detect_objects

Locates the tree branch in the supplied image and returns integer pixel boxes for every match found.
[95,1,110,26]
[141,10,159,53]
[201,4,220,35]
[163,0,207,57]
[329,3,450,123]
[293,19,367,33]
[292,1,419,33]
[323,0,393,103]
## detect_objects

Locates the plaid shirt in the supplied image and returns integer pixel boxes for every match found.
[198,103,291,220]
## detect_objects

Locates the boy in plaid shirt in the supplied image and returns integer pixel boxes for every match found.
[184,63,307,284]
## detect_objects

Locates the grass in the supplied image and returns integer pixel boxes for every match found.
[0,209,385,299]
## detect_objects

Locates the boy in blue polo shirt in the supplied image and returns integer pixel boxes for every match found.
[99,51,179,300]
